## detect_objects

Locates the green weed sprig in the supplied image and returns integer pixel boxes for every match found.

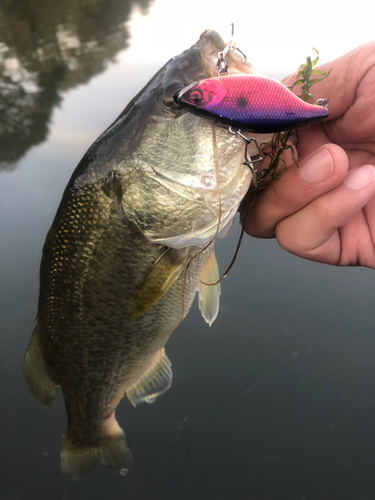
[291,47,332,103]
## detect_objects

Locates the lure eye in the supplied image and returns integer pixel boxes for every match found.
[188,89,204,105]
[175,81,215,108]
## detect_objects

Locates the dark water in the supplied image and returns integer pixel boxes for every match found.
[1,2,375,499]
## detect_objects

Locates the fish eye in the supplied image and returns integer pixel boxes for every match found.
[188,89,204,105]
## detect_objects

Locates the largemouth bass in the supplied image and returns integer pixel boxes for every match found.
[24,30,256,479]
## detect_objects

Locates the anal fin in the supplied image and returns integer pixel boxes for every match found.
[126,348,172,407]
[198,249,221,326]
[24,325,58,407]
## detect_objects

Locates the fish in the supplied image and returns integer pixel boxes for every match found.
[23,30,259,480]
[177,74,329,133]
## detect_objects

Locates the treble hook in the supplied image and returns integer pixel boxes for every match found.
[229,126,263,188]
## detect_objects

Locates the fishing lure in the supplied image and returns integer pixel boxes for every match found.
[175,74,329,133]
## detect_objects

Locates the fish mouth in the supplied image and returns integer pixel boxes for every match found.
[163,29,257,110]
[173,81,199,104]
[196,29,256,77]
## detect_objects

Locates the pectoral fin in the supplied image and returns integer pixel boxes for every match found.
[126,348,172,407]
[198,249,221,326]
[131,249,187,320]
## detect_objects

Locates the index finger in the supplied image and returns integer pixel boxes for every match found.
[242,144,349,238]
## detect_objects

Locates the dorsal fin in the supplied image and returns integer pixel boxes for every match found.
[24,325,59,407]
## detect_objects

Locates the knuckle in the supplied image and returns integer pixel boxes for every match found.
[266,180,290,206]
[312,198,336,221]
[275,219,302,253]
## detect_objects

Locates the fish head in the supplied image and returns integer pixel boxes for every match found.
[94,31,262,248]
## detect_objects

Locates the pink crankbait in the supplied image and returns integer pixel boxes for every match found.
[175,74,329,133]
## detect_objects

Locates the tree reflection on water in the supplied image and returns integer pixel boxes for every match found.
[0,0,151,169]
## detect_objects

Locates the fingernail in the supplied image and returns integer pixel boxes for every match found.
[343,165,375,190]
[299,149,333,184]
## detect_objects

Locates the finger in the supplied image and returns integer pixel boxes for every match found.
[275,165,375,265]
[242,144,349,238]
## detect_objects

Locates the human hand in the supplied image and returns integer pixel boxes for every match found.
[242,42,375,268]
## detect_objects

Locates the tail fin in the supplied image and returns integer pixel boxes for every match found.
[61,426,132,480]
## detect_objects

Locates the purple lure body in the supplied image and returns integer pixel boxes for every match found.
[178,74,329,133]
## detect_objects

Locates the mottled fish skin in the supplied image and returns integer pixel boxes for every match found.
[24,30,256,479]
[178,74,329,133]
